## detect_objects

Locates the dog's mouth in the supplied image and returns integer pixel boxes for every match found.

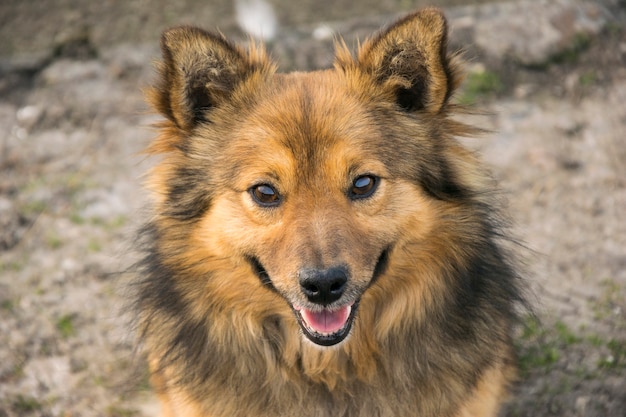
[292,302,358,346]
[247,248,389,347]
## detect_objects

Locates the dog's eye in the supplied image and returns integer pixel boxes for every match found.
[250,184,281,206]
[349,175,378,199]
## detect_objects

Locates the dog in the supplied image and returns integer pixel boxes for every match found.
[134,8,524,417]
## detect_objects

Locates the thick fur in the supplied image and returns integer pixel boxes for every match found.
[135,8,523,417]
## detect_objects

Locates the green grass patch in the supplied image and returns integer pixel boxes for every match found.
[20,199,47,217]
[517,316,560,375]
[90,214,128,229]
[45,233,64,249]
[0,259,25,272]
[109,214,128,228]
[12,395,42,412]
[106,405,139,417]
[1,299,16,312]
[88,238,102,252]
[599,339,626,369]
[554,320,581,345]
[518,342,560,376]
[518,314,626,378]
[70,212,86,225]
[587,334,604,347]
[56,314,76,338]
[458,70,503,105]
[579,70,597,87]
[592,279,626,328]
[552,32,591,64]
[522,32,593,70]
[517,317,584,376]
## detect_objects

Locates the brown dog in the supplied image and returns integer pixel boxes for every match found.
[134,8,523,417]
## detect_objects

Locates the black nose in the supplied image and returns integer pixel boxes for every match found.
[299,267,348,305]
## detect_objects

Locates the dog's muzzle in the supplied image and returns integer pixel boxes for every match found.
[293,267,356,346]
[248,248,390,347]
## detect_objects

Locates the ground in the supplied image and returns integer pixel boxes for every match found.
[0,0,624,416]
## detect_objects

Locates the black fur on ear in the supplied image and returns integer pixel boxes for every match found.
[354,8,460,113]
[148,27,270,131]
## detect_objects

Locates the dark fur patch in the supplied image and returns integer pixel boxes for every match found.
[133,225,217,383]
[368,247,390,289]
[375,44,429,112]
[165,166,212,221]
[246,255,276,292]
[418,152,468,201]
[133,225,188,318]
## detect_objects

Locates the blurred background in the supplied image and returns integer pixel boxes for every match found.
[0,0,625,416]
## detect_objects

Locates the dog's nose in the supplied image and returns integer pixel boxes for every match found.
[299,267,348,305]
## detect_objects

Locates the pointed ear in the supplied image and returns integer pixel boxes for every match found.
[149,26,264,131]
[355,8,457,113]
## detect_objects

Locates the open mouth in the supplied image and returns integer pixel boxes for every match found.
[246,247,390,347]
[293,302,358,346]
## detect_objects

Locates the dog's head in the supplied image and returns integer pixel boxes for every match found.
[147,9,475,347]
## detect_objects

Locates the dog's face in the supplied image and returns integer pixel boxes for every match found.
[147,9,466,346]
[200,73,442,345]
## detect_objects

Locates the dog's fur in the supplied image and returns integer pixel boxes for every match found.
[134,8,523,417]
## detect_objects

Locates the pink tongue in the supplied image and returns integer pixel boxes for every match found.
[300,306,351,334]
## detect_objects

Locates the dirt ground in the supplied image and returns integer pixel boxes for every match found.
[0,0,625,416]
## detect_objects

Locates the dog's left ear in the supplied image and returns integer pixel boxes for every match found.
[149,27,269,132]
[352,8,457,113]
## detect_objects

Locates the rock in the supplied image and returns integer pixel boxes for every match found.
[235,0,278,41]
[462,0,609,66]
[40,59,106,85]
[0,197,23,250]
[21,356,72,397]
[16,105,43,130]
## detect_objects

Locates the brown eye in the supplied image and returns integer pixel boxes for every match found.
[349,175,378,199]
[251,184,281,206]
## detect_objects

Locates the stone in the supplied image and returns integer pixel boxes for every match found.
[467,0,608,66]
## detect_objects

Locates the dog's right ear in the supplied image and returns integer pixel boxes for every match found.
[148,27,267,132]
[338,8,458,114]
